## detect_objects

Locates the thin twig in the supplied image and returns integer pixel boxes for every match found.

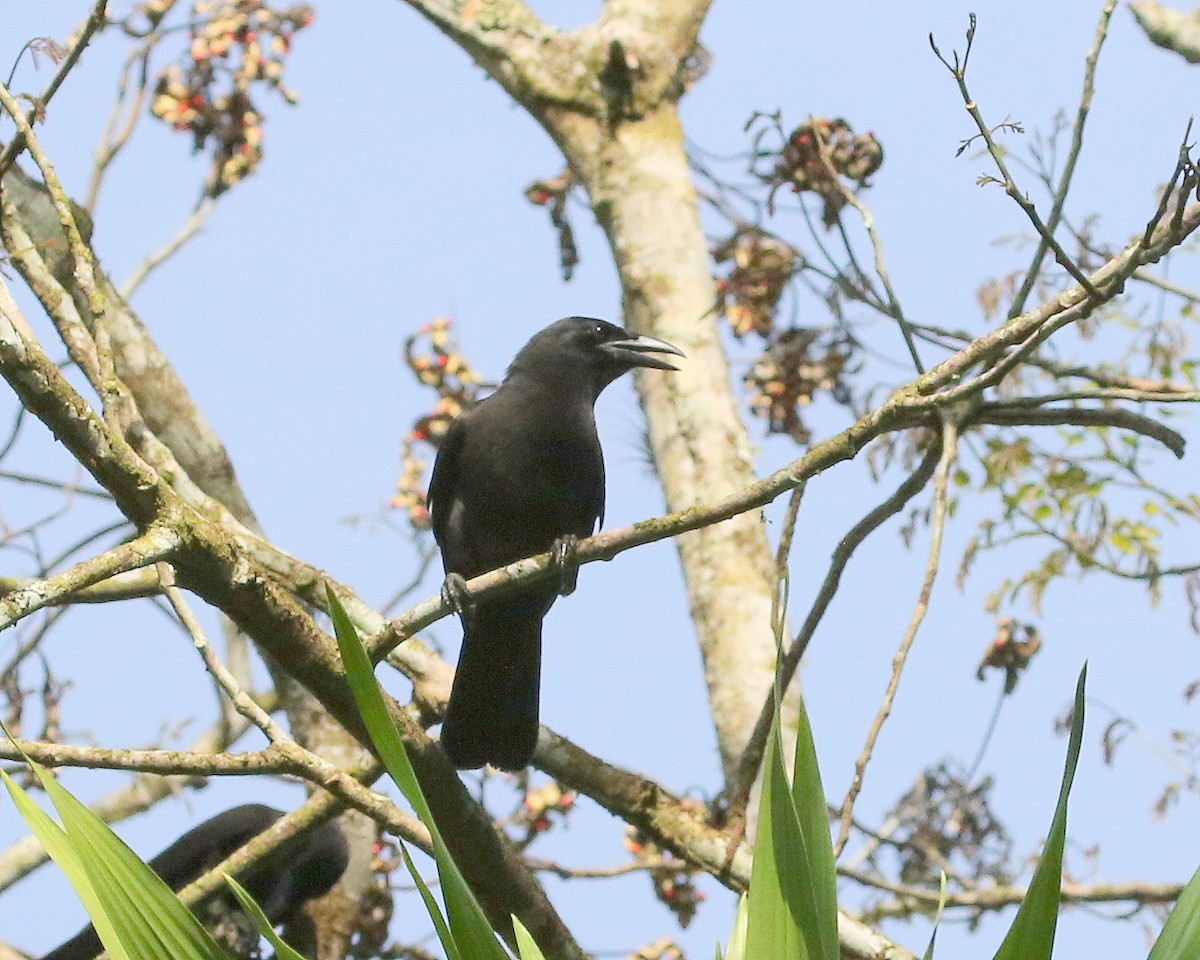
[0,0,110,177]
[0,470,112,499]
[1131,265,1200,305]
[930,16,1101,300]
[156,561,436,851]
[158,561,289,744]
[87,39,158,213]
[723,441,943,819]
[833,414,960,857]
[525,855,670,880]
[839,865,1184,915]
[965,680,1008,784]
[0,526,181,630]
[1009,0,1117,317]
[120,199,216,298]
[811,119,924,372]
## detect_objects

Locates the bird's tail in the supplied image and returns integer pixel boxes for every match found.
[441,594,546,771]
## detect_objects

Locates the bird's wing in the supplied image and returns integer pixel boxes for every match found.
[428,410,468,546]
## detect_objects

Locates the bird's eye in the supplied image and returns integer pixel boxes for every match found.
[594,323,605,338]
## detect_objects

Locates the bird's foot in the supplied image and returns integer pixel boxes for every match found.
[441,573,473,617]
[550,534,581,596]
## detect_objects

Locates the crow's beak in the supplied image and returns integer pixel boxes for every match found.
[601,334,686,371]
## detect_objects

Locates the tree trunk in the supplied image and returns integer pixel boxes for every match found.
[550,103,780,784]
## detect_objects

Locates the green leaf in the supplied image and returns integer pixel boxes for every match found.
[990,664,1087,960]
[921,872,948,960]
[722,892,750,960]
[744,693,839,960]
[1147,863,1200,960]
[326,585,511,960]
[2,718,232,960]
[513,914,546,960]
[744,720,805,960]
[224,874,309,960]
[0,767,132,960]
[36,762,232,960]
[788,696,840,960]
[398,839,460,960]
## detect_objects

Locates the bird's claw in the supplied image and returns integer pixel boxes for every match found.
[441,573,473,617]
[550,534,581,596]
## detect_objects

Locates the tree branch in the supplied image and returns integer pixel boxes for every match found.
[723,438,944,821]
[1008,0,1117,317]
[833,416,960,857]
[973,403,1186,458]
[0,526,181,630]
[842,864,1185,917]
[0,0,110,178]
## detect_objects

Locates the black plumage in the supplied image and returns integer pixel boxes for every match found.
[43,804,349,960]
[429,317,683,770]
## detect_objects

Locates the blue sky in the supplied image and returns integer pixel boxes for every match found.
[2,1,1199,958]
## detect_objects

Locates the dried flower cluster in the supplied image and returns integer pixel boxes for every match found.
[745,328,854,443]
[150,1,314,196]
[769,117,884,226]
[392,318,482,529]
[525,169,578,281]
[879,763,1013,897]
[976,618,1043,694]
[713,228,801,338]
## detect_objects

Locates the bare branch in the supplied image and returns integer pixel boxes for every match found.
[0,525,181,630]
[834,415,959,857]
[0,568,159,604]
[724,439,943,819]
[931,15,1101,299]
[119,199,215,298]
[973,402,1186,458]
[0,0,110,177]
[841,864,1186,916]
[1009,0,1117,317]
[0,739,289,779]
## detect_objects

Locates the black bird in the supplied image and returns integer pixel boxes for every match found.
[430,316,683,771]
[43,804,349,960]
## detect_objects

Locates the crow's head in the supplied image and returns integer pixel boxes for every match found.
[507,316,684,396]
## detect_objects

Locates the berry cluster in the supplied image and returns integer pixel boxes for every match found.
[624,821,705,928]
[744,328,854,444]
[713,228,801,339]
[392,318,482,529]
[771,117,884,226]
[150,1,314,196]
[514,780,577,843]
[130,0,180,30]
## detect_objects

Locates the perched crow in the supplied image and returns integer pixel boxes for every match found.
[430,317,683,770]
[43,804,349,960]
